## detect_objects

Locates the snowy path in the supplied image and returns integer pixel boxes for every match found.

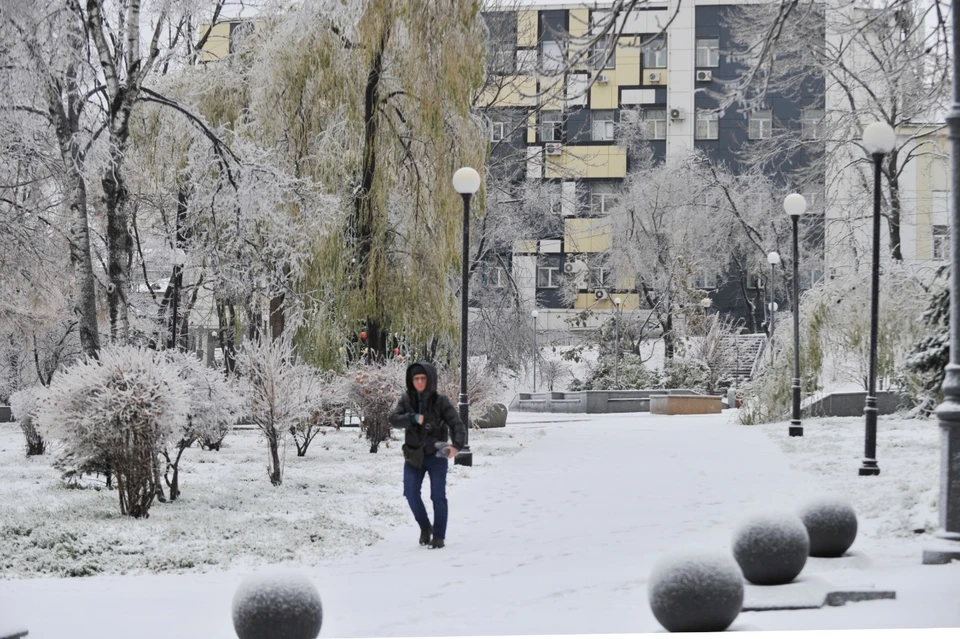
[2,411,958,637]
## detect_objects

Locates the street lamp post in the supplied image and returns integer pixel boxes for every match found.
[613,297,622,390]
[532,309,539,393]
[784,193,807,437]
[768,252,781,366]
[859,122,896,477]
[924,0,960,562]
[452,167,481,468]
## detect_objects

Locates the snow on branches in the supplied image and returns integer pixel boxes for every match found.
[238,337,322,485]
[34,346,191,518]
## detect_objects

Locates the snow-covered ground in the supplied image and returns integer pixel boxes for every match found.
[1,410,957,637]
[0,423,544,578]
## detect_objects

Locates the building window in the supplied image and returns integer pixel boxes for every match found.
[592,110,616,141]
[696,37,719,67]
[542,40,565,73]
[800,270,824,290]
[588,254,610,288]
[541,111,563,142]
[643,108,667,140]
[749,110,773,140]
[537,255,563,288]
[934,225,950,261]
[642,35,667,69]
[696,271,719,289]
[590,35,616,70]
[490,121,507,142]
[696,109,719,140]
[483,12,517,74]
[590,183,619,215]
[483,259,510,287]
[801,108,824,141]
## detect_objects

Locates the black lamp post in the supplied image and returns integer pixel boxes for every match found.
[858,122,896,477]
[452,167,481,468]
[614,297,622,389]
[532,309,539,392]
[784,193,807,437]
[922,0,960,564]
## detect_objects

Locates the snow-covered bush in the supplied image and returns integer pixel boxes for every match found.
[436,361,504,428]
[569,353,659,391]
[647,552,744,632]
[659,357,711,393]
[905,279,949,415]
[740,268,927,424]
[538,359,570,392]
[731,512,809,585]
[346,359,406,453]
[10,385,47,455]
[232,569,323,639]
[291,373,345,457]
[162,352,244,500]
[34,346,190,518]
[239,337,321,485]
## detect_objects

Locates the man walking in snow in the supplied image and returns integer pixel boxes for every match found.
[389,361,467,549]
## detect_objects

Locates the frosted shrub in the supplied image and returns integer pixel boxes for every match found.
[10,385,47,456]
[570,353,659,391]
[346,359,406,453]
[660,357,711,393]
[291,374,345,457]
[436,361,503,427]
[34,346,190,518]
[163,352,244,500]
[239,337,321,485]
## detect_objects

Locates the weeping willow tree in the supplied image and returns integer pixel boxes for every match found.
[237,0,488,367]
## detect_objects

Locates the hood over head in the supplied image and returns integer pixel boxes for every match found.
[406,360,438,396]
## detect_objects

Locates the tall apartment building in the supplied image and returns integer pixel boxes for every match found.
[478,0,825,333]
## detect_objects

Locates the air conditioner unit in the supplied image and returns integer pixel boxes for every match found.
[545,142,563,155]
[594,289,609,300]
[696,70,713,82]
[647,71,662,83]
[563,262,576,274]
[670,107,685,120]
[596,73,610,84]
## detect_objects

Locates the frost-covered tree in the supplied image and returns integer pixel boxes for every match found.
[290,373,345,458]
[162,352,243,500]
[10,386,47,456]
[35,346,190,517]
[905,271,950,414]
[238,336,321,485]
[346,358,406,453]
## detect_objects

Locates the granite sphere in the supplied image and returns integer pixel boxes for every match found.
[732,513,810,585]
[648,553,745,632]
[232,570,323,639]
[798,497,858,557]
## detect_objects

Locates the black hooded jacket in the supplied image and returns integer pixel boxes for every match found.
[389,361,467,468]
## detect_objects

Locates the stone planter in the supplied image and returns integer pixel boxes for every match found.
[650,394,722,415]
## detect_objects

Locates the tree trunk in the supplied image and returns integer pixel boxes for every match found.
[102,142,133,343]
[268,431,283,486]
[886,153,904,262]
[662,312,675,360]
[218,301,238,376]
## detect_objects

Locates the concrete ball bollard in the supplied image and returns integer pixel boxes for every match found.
[232,570,323,639]
[647,553,745,632]
[798,497,858,558]
[732,513,810,585]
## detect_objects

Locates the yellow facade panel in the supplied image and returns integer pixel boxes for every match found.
[527,112,537,144]
[479,76,537,108]
[198,22,232,62]
[545,146,628,180]
[569,9,590,37]
[590,69,619,110]
[517,10,539,47]
[615,45,641,86]
[574,293,641,310]
[565,218,612,253]
[514,239,538,254]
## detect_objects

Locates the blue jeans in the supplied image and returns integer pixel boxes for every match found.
[403,454,448,539]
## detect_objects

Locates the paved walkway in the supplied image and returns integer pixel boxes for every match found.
[2,412,958,637]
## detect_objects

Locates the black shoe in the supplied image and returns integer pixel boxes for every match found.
[429,536,445,549]
[419,525,432,546]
